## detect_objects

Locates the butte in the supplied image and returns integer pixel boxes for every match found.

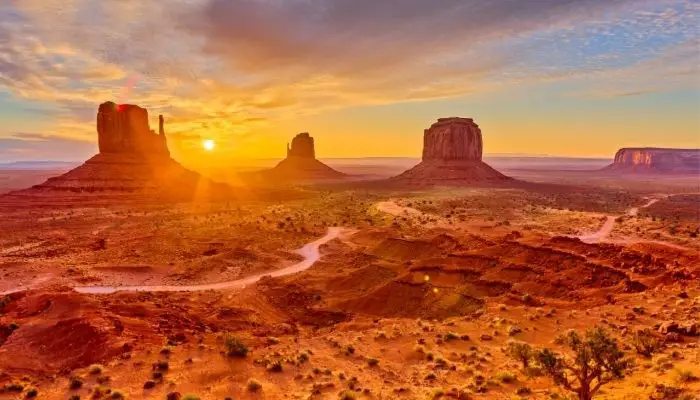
[251,132,345,183]
[392,117,511,185]
[3,101,231,203]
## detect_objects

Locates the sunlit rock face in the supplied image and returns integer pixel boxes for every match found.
[3,102,232,201]
[606,148,700,173]
[422,117,483,161]
[287,132,316,159]
[96,101,168,156]
[393,117,510,185]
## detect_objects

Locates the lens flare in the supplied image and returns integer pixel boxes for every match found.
[203,139,215,151]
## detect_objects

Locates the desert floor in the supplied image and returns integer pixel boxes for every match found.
[1,170,699,400]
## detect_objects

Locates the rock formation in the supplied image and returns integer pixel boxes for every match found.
[287,132,315,159]
[96,102,169,156]
[247,133,345,183]
[4,102,231,202]
[392,117,510,185]
[422,118,483,161]
[604,148,700,174]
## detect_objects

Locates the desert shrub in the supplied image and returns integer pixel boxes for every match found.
[343,345,355,356]
[507,341,534,369]
[223,334,249,358]
[516,386,532,395]
[266,360,283,372]
[496,371,517,384]
[367,358,379,367]
[182,395,201,400]
[632,328,660,357]
[153,361,169,371]
[69,377,84,390]
[675,369,698,384]
[246,379,262,392]
[89,364,104,375]
[110,391,125,399]
[339,391,358,400]
[5,383,24,392]
[535,326,631,400]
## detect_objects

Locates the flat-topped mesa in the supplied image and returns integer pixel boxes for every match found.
[96,101,169,157]
[286,132,315,159]
[606,147,700,173]
[423,117,483,162]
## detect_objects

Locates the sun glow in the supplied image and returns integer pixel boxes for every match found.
[203,139,215,151]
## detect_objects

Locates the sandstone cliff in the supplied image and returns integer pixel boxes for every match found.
[605,148,700,174]
[247,132,345,183]
[393,117,510,185]
[96,101,168,156]
[5,102,231,202]
[287,132,315,159]
[423,118,483,161]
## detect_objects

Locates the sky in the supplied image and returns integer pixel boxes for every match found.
[0,0,699,166]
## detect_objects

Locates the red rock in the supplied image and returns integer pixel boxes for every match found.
[3,102,231,202]
[393,117,510,185]
[96,101,168,156]
[287,132,315,159]
[423,118,483,161]
[604,148,700,174]
[248,132,345,183]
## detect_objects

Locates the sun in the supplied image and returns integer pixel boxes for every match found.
[202,139,215,151]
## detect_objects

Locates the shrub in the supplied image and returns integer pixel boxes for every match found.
[339,391,358,400]
[26,388,39,398]
[632,328,660,357]
[676,369,698,384]
[5,383,24,392]
[110,391,125,399]
[496,371,517,384]
[69,377,84,390]
[223,334,249,358]
[535,326,631,400]
[367,358,379,367]
[182,395,201,400]
[89,364,104,375]
[516,386,532,395]
[246,379,262,392]
[507,341,533,369]
[266,360,283,372]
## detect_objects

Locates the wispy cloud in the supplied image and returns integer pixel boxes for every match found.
[0,0,698,160]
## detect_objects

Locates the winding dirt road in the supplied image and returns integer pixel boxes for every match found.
[73,227,349,294]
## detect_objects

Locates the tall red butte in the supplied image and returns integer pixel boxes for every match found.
[393,117,510,185]
[4,102,231,202]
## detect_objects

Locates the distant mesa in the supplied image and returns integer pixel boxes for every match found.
[4,101,231,202]
[248,132,346,183]
[603,147,700,174]
[392,117,511,185]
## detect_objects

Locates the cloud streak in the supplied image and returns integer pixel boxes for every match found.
[0,0,698,160]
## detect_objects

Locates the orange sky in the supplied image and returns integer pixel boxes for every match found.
[0,0,699,165]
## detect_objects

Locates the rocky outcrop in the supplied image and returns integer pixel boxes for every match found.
[604,148,700,174]
[96,102,168,156]
[287,132,315,159]
[246,133,345,183]
[393,117,510,185]
[423,118,483,161]
[4,102,231,202]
